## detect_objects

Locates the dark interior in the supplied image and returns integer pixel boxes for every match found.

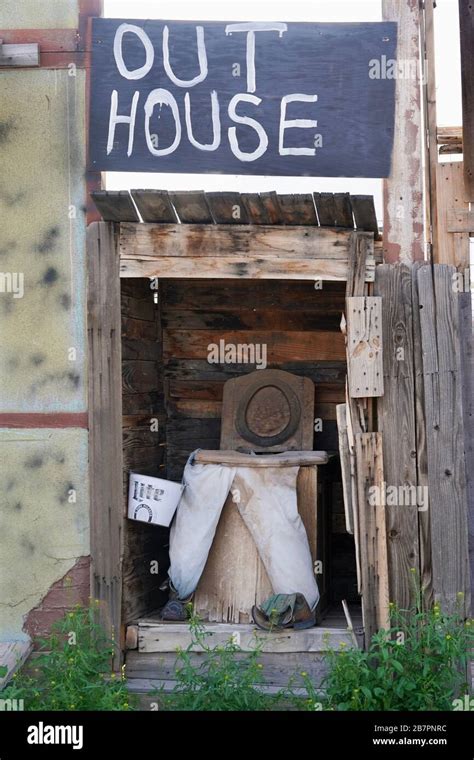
[120,277,359,625]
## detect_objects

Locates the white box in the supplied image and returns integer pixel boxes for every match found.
[128,472,184,527]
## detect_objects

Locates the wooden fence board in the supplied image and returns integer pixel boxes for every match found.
[355,433,389,640]
[435,162,470,267]
[459,0,474,199]
[411,262,432,610]
[374,264,418,610]
[346,296,383,398]
[459,292,474,614]
[417,265,470,615]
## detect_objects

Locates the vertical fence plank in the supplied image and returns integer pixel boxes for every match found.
[418,265,470,615]
[458,293,474,615]
[412,262,432,609]
[355,433,390,641]
[375,264,419,609]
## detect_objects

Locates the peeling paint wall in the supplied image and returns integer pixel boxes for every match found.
[0,1,91,645]
[0,429,89,642]
[0,1,79,30]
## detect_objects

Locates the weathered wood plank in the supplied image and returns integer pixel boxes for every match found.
[382,0,424,262]
[374,264,418,610]
[240,193,272,224]
[122,360,159,394]
[193,451,328,467]
[122,391,162,415]
[421,0,438,257]
[437,126,463,145]
[346,231,371,298]
[125,649,329,687]
[168,379,344,405]
[121,294,156,321]
[355,433,389,642]
[276,194,317,225]
[333,193,354,228]
[169,398,338,424]
[259,192,284,224]
[350,195,379,237]
[87,222,123,666]
[161,307,342,331]
[459,292,474,614]
[418,265,470,615]
[459,0,474,198]
[412,262,432,610]
[121,316,157,342]
[122,337,160,362]
[164,359,347,384]
[163,329,346,362]
[336,404,354,535]
[120,255,374,281]
[91,190,138,222]
[161,278,346,313]
[168,191,212,223]
[137,622,353,653]
[314,192,336,227]
[130,190,178,223]
[436,162,470,267]
[206,192,249,224]
[447,207,474,233]
[120,222,362,259]
[346,296,383,398]
[194,491,271,624]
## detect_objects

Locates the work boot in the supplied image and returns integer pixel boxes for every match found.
[160,578,193,621]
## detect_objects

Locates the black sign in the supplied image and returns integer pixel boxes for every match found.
[89,18,397,177]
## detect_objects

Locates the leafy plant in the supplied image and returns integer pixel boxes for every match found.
[1,603,136,711]
[158,609,284,711]
[320,594,473,711]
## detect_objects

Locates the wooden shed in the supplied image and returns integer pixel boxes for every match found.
[87,187,472,691]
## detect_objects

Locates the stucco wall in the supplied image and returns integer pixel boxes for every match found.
[0,1,90,644]
[0,70,87,412]
[0,1,79,29]
[0,429,89,642]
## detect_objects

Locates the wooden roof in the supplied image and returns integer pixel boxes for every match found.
[91,189,380,237]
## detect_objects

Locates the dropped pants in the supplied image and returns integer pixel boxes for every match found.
[169,459,319,610]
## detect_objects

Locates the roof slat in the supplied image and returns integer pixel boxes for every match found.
[206,192,249,224]
[277,194,317,225]
[240,193,272,224]
[259,192,284,224]
[130,189,178,223]
[333,193,354,228]
[169,191,213,223]
[91,190,139,222]
[350,195,379,237]
[314,192,336,226]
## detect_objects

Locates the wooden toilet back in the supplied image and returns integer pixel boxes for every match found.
[220,369,314,452]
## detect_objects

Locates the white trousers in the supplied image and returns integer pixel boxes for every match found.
[169,460,319,609]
